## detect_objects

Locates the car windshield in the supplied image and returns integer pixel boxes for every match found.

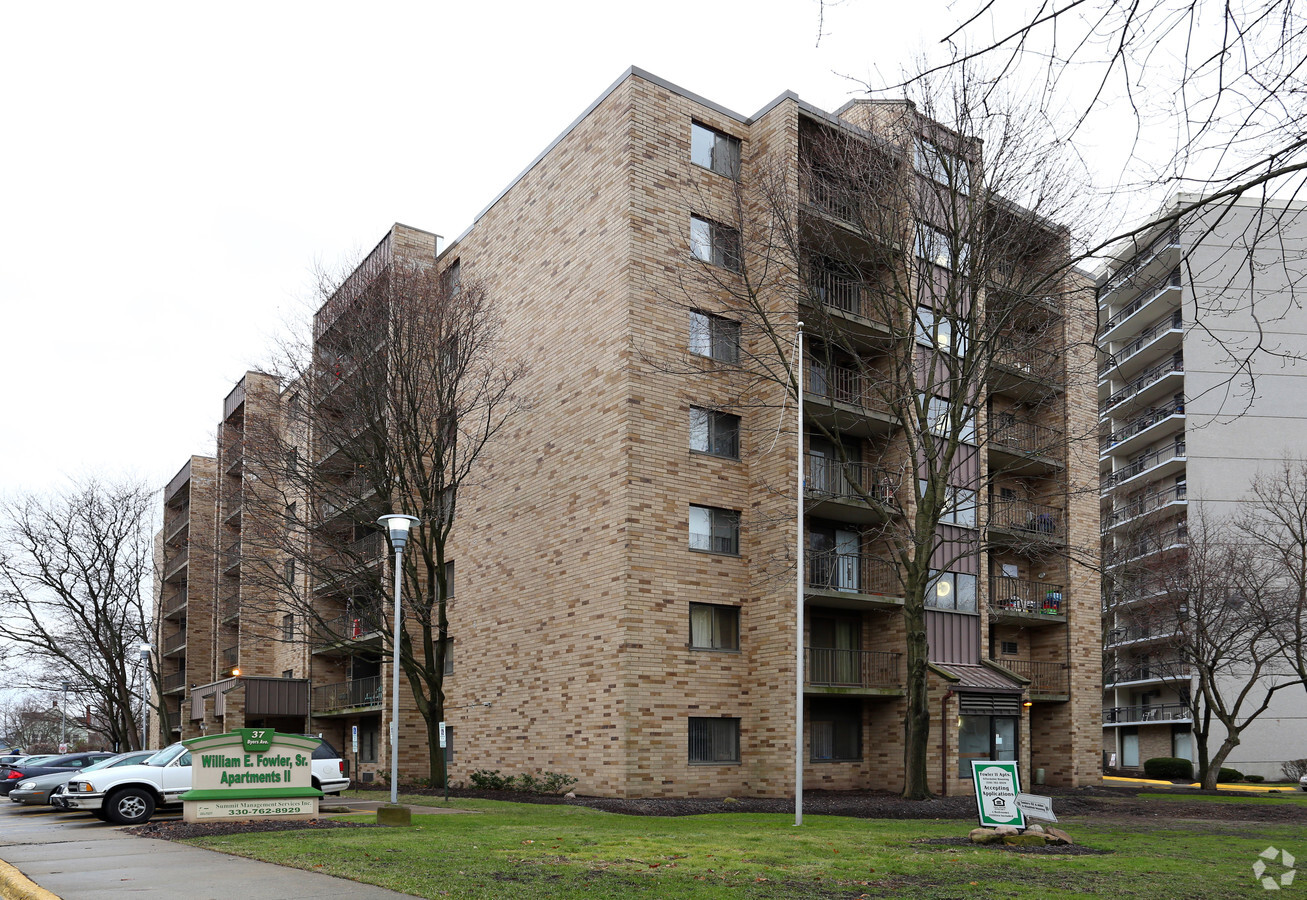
[82,754,142,773]
[143,744,187,767]
[16,756,55,766]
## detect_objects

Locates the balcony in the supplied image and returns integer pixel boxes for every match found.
[990,658,1069,699]
[805,363,898,438]
[1102,483,1187,534]
[163,547,189,582]
[162,629,187,657]
[990,338,1063,398]
[162,588,188,619]
[1106,623,1181,649]
[987,414,1064,474]
[164,509,190,545]
[804,454,897,524]
[224,438,245,474]
[220,589,240,624]
[312,605,388,653]
[1105,522,1188,568]
[987,498,1065,547]
[1103,703,1192,726]
[221,540,241,575]
[1100,400,1184,457]
[1100,354,1183,415]
[804,551,902,609]
[1099,309,1183,382]
[803,268,891,340]
[805,647,902,695]
[988,577,1065,624]
[314,230,393,342]
[1099,229,1180,302]
[1102,442,1186,493]
[1104,660,1189,687]
[222,646,239,668]
[164,460,192,507]
[162,671,187,694]
[311,676,383,714]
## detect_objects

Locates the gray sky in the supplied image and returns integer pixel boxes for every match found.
[0,0,1140,497]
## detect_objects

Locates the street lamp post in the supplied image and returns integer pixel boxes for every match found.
[139,643,152,750]
[59,682,71,753]
[378,514,420,807]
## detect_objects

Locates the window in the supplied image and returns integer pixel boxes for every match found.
[915,305,968,357]
[689,407,740,458]
[927,571,977,612]
[1000,641,1018,656]
[919,480,978,527]
[689,505,739,555]
[689,717,740,764]
[441,259,461,296]
[810,701,861,762]
[924,395,977,445]
[282,614,294,641]
[441,638,453,675]
[689,310,741,363]
[360,722,378,763]
[915,139,970,194]
[915,224,968,271]
[691,122,741,178]
[689,603,740,650]
[282,668,294,678]
[690,216,741,271]
[443,560,455,597]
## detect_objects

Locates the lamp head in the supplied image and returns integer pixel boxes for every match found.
[378,514,422,551]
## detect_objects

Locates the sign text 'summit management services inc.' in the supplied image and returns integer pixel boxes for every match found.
[180,729,323,823]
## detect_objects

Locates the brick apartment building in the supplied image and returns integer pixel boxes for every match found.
[153,67,1101,797]
[1098,194,1307,779]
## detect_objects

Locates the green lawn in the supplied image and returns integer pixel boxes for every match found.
[183,793,1300,899]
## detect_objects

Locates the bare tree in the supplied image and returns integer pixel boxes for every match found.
[669,68,1095,798]
[245,246,527,785]
[0,693,69,754]
[0,479,156,751]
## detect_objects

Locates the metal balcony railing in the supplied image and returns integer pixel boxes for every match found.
[992,338,1062,385]
[164,460,192,506]
[1105,521,1188,567]
[162,630,187,654]
[162,588,188,618]
[312,676,383,713]
[314,230,393,341]
[1101,354,1184,413]
[164,509,190,543]
[989,577,1064,615]
[807,268,887,327]
[1100,400,1185,452]
[162,671,187,693]
[804,454,897,505]
[988,498,1065,541]
[220,589,240,623]
[988,415,1064,458]
[1106,623,1181,648]
[222,646,239,668]
[224,438,245,472]
[1102,442,1186,490]
[991,658,1069,695]
[1099,309,1183,376]
[1104,660,1188,684]
[1101,231,1180,298]
[221,541,241,573]
[1103,483,1188,532]
[313,605,388,646]
[805,647,901,689]
[1103,703,1191,724]
[164,547,189,578]
[805,551,900,597]
[805,362,892,417]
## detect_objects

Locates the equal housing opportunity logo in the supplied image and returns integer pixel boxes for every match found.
[1254,846,1296,891]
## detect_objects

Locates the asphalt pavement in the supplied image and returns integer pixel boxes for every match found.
[0,799,447,899]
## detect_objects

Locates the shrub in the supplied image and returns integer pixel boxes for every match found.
[1143,757,1194,781]
[1281,759,1307,781]
[469,769,517,791]
[1219,767,1244,782]
[1246,774,1265,783]
[469,769,577,795]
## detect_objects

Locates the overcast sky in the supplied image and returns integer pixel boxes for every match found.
[0,0,1137,499]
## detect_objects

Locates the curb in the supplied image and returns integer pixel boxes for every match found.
[0,860,59,900]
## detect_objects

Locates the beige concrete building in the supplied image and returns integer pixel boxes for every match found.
[154,68,1100,796]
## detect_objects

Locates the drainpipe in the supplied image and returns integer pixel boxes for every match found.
[941,690,954,796]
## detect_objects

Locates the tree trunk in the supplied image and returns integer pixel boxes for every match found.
[902,600,933,799]
[1202,735,1240,790]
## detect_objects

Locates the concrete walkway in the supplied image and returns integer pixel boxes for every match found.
[0,801,457,900]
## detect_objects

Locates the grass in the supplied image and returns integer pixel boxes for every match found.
[1138,790,1307,804]
[182,792,1303,899]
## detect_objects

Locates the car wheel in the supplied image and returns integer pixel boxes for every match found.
[103,788,155,826]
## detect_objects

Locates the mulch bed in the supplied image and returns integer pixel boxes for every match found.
[128,817,379,841]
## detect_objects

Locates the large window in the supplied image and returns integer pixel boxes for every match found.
[689,505,739,555]
[915,138,970,194]
[691,122,741,179]
[810,700,862,762]
[689,310,740,363]
[689,603,740,650]
[915,224,968,271]
[915,305,969,357]
[918,479,977,527]
[689,717,740,764]
[924,395,977,445]
[928,571,978,612]
[690,407,740,458]
[690,215,741,271]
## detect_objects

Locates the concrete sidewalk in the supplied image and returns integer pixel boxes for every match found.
[0,802,457,899]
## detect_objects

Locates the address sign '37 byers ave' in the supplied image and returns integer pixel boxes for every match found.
[180,729,323,823]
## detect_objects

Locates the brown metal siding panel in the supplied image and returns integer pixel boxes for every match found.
[244,678,309,717]
[926,611,980,664]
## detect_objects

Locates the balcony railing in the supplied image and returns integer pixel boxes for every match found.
[221,540,241,574]
[807,269,887,327]
[1101,354,1184,413]
[1100,400,1185,452]
[805,551,900,597]
[1106,623,1181,648]
[992,338,1062,385]
[804,454,897,505]
[988,498,1065,541]
[1106,521,1188,567]
[1102,442,1186,490]
[313,605,388,647]
[164,460,192,506]
[162,588,188,618]
[1103,703,1192,724]
[991,658,1069,695]
[1103,483,1188,532]
[164,509,190,543]
[805,647,902,689]
[804,177,862,223]
[806,363,891,417]
[1101,231,1180,298]
[162,630,187,655]
[220,589,240,623]
[1104,660,1188,684]
[164,547,189,578]
[989,577,1064,616]
[1099,309,1183,376]
[162,671,187,693]
[222,646,239,668]
[988,415,1064,459]
[315,230,393,341]
[224,438,245,472]
[312,676,383,713]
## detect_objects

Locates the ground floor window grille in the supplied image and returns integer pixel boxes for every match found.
[689,717,740,764]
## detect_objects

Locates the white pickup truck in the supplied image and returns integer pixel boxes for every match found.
[63,738,349,825]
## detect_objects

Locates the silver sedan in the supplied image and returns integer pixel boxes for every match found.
[10,751,154,806]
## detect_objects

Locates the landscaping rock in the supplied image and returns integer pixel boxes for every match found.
[564,792,577,799]
[1025,823,1045,834]
[994,824,1020,836]
[1003,833,1051,848]
[969,827,1001,844]
[1045,826,1074,845]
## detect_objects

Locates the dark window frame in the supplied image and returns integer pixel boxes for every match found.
[689,406,741,459]
[691,121,742,179]
[689,602,741,651]
[690,215,742,272]
[689,504,740,556]
[688,716,741,764]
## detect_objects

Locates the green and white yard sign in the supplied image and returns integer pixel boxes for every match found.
[181,729,322,823]
[970,760,1026,829]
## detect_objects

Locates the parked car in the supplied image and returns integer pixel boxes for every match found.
[0,755,29,768]
[0,752,114,796]
[11,751,154,806]
[64,737,349,825]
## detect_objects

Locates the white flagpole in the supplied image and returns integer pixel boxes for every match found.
[795,320,805,827]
